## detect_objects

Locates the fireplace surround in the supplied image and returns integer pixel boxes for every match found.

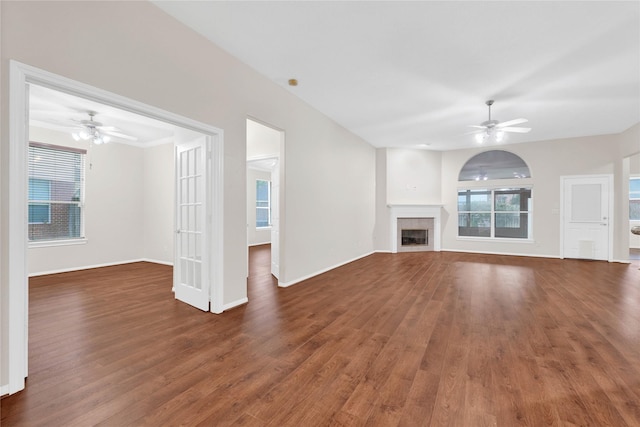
[389,205,442,253]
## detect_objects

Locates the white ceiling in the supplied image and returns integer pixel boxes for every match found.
[29,85,177,146]
[153,1,640,151]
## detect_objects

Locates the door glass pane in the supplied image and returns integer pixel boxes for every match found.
[181,179,188,204]
[181,258,187,284]
[195,205,201,231]
[195,233,201,260]
[194,262,201,290]
[181,205,189,230]
[194,176,201,203]
[188,177,195,202]
[189,149,195,176]
[181,151,188,177]
[194,147,202,175]
[182,233,190,258]
[571,184,601,221]
[186,259,193,287]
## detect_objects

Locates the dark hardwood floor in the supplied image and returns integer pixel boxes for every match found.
[2,246,640,426]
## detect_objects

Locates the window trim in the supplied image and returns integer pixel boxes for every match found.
[29,238,88,249]
[457,186,533,241]
[28,142,86,243]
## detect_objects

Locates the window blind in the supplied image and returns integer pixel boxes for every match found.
[28,142,86,241]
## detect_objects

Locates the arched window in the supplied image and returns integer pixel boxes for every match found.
[458,150,530,181]
[457,150,532,240]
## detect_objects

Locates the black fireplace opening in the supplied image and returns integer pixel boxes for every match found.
[401,229,428,246]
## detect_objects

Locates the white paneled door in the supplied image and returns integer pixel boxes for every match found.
[562,175,612,261]
[175,136,210,311]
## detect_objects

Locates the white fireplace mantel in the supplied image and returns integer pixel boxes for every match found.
[388,204,443,253]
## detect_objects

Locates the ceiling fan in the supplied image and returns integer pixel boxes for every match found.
[70,111,137,144]
[468,100,531,143]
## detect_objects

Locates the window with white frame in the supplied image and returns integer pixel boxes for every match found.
[458,187,532,239]
[256,179,271,228]
[631,177,640,220]
[28,142,86,242]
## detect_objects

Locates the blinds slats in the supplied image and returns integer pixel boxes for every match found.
[28,143,85,241]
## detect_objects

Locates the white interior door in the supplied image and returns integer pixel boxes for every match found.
[562,175,611,261]
[271,160,280,279]
[174,135,209,311]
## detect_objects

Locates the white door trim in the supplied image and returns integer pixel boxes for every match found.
[560,174,614,262]
[7,60,225,394]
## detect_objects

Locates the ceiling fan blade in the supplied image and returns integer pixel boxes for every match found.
[104,130,138,141]
[463,129,485,135]
[496,118,528,128]
[501,127,531,133]
[468,125,487,129]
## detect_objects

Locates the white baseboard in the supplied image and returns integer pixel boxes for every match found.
[0,383,9,397]
[141,258,174,266]
[29,258,172,277]
[278,251,375,288]
[440,248,561,259]
[223,297,248,311]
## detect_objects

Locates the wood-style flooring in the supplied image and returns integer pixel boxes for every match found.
[2,246,640,426]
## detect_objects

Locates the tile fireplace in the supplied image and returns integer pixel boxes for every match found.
[389,205,442,253]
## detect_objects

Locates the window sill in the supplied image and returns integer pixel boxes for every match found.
[256,226,272,230]
[29,238,88,249]
[457,236,535,244]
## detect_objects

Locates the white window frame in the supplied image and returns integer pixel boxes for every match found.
[457,186,533,241]
[28,142,86,246]
[256,178,271,229]
[630,176,640,221]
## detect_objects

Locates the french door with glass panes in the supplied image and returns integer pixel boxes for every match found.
[174,136,209,311]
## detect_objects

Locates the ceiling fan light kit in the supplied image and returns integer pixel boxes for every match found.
[470,100,531,144]
[72,129,111,145]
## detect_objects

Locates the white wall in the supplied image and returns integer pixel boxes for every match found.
[386,148,442,205]
[374,148,390,251]
[379,126,638,260]
[440,131,632,260]
[27,127,175,274]
[143,142,175,264]
[247,168,272,246]
[28,127,145,274]
[1,1,376,389]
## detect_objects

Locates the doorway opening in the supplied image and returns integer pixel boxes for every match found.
[7,61,223,394]
[246,118,284,284]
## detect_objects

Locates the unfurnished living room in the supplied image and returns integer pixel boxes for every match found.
[1,1,639,426]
